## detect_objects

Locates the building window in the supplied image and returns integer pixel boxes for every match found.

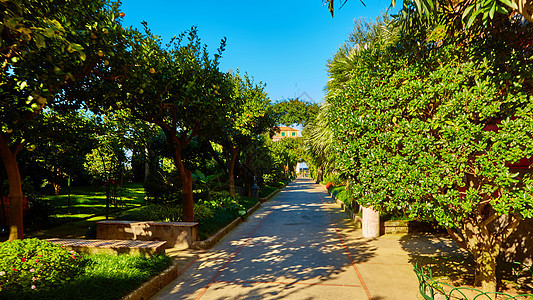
[292,132,296,137]
[281,132,286,137]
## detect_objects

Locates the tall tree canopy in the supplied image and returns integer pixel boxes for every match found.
[0,0,126,240]
[325,1,532,292]
[273,98,319,127]
[91,24,233,222]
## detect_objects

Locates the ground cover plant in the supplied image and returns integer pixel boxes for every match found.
[0,239,171,300]
[259,185,278,198]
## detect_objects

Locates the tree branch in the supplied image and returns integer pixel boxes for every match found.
[446,227,468,249]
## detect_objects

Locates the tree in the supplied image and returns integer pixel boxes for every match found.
[303,102,335,182]
[324,0,533,24]
[326,12,532,292]
[210,71,277,197]
[0,0,126,240]
[92,24,232,222]
[273,98,319,127]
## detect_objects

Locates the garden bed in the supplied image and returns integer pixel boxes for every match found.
[0,251,171,300]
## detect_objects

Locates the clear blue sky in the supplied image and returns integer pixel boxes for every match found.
[120,1,399,104]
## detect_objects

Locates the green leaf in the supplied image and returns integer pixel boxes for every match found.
[499,0,518,10]
[489,1,496,19]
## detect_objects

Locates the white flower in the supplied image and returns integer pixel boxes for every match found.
[0,271,5,276]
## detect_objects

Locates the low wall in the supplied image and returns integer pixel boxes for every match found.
[97,221,198,250]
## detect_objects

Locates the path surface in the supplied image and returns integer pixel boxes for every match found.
[153,178,459,299]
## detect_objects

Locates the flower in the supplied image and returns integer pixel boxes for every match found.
[21,258,27,262]
[31,285,36,290]
[30,268,35,273]
[35,259,39,263]
[12,268,17,272]
[0,271,5,276]
[37,255,42,257]
[32,277,37,282]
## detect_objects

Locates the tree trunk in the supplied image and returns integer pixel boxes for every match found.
[171,141,194,222]
[446,216,513,294]
[228,147,238,198]
[0,137,24,240]
[473,245,499,292]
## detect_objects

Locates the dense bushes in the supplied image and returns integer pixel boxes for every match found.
[0,250,171,300]
[0,239,84,294]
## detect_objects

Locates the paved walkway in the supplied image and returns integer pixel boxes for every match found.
[153,178,463,300]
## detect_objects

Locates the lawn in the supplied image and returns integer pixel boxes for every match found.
[41,183,146,225]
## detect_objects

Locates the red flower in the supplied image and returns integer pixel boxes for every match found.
[12,268,17,271]
[71,255,77,260]
[37,255,42,257]
[35,259,39,263]
[21,258,27,262]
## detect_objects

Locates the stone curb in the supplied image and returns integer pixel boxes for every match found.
[122,186,283,299]
[192,193,269,249]
[259,187,282,203]
[121,254,198,300]
[320,183,362,229]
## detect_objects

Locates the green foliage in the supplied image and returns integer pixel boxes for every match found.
[135,203,214,222]
[325,7,532,290]
[273,98,319,127]
[0,253,172,300]
[0,239,84,293]
[143,172,180,205]
[197,194,257,239]
[259,185,278,198]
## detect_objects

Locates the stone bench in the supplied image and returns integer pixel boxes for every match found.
[46,238,166,256]
[96,220,198,249]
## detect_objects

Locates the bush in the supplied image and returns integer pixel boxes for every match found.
[0,239,84,293]
[135,203,214,222]
[143,173,181,205]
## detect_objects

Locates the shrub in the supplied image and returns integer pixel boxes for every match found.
[143,173,181,205]
[0,239,84,293]
[136,203,213,222]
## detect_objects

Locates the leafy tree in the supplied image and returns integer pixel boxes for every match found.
[92,24,232,222]
[0,0,126,240]
[28,110,98,194]
[210,71,277,197]
[325,0,533,24]
[268,137,304,182]
[303,102,335,182]
[326,11,532,292]
[273,98,319,127]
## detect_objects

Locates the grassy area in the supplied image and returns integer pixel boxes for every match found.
[23,184,265,242]
[42,183,146,225]
[0,253,172,300]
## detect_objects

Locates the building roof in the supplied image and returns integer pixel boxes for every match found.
[276,126,299,132]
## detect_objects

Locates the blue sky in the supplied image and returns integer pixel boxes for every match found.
[120,1,398,104]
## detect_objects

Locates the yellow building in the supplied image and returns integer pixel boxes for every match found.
[272,126,299,142]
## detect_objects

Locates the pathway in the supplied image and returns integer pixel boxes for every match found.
[152,178,453,299]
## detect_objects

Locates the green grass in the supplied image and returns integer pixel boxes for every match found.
[0,253,172,300]
[42,183,146,225]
